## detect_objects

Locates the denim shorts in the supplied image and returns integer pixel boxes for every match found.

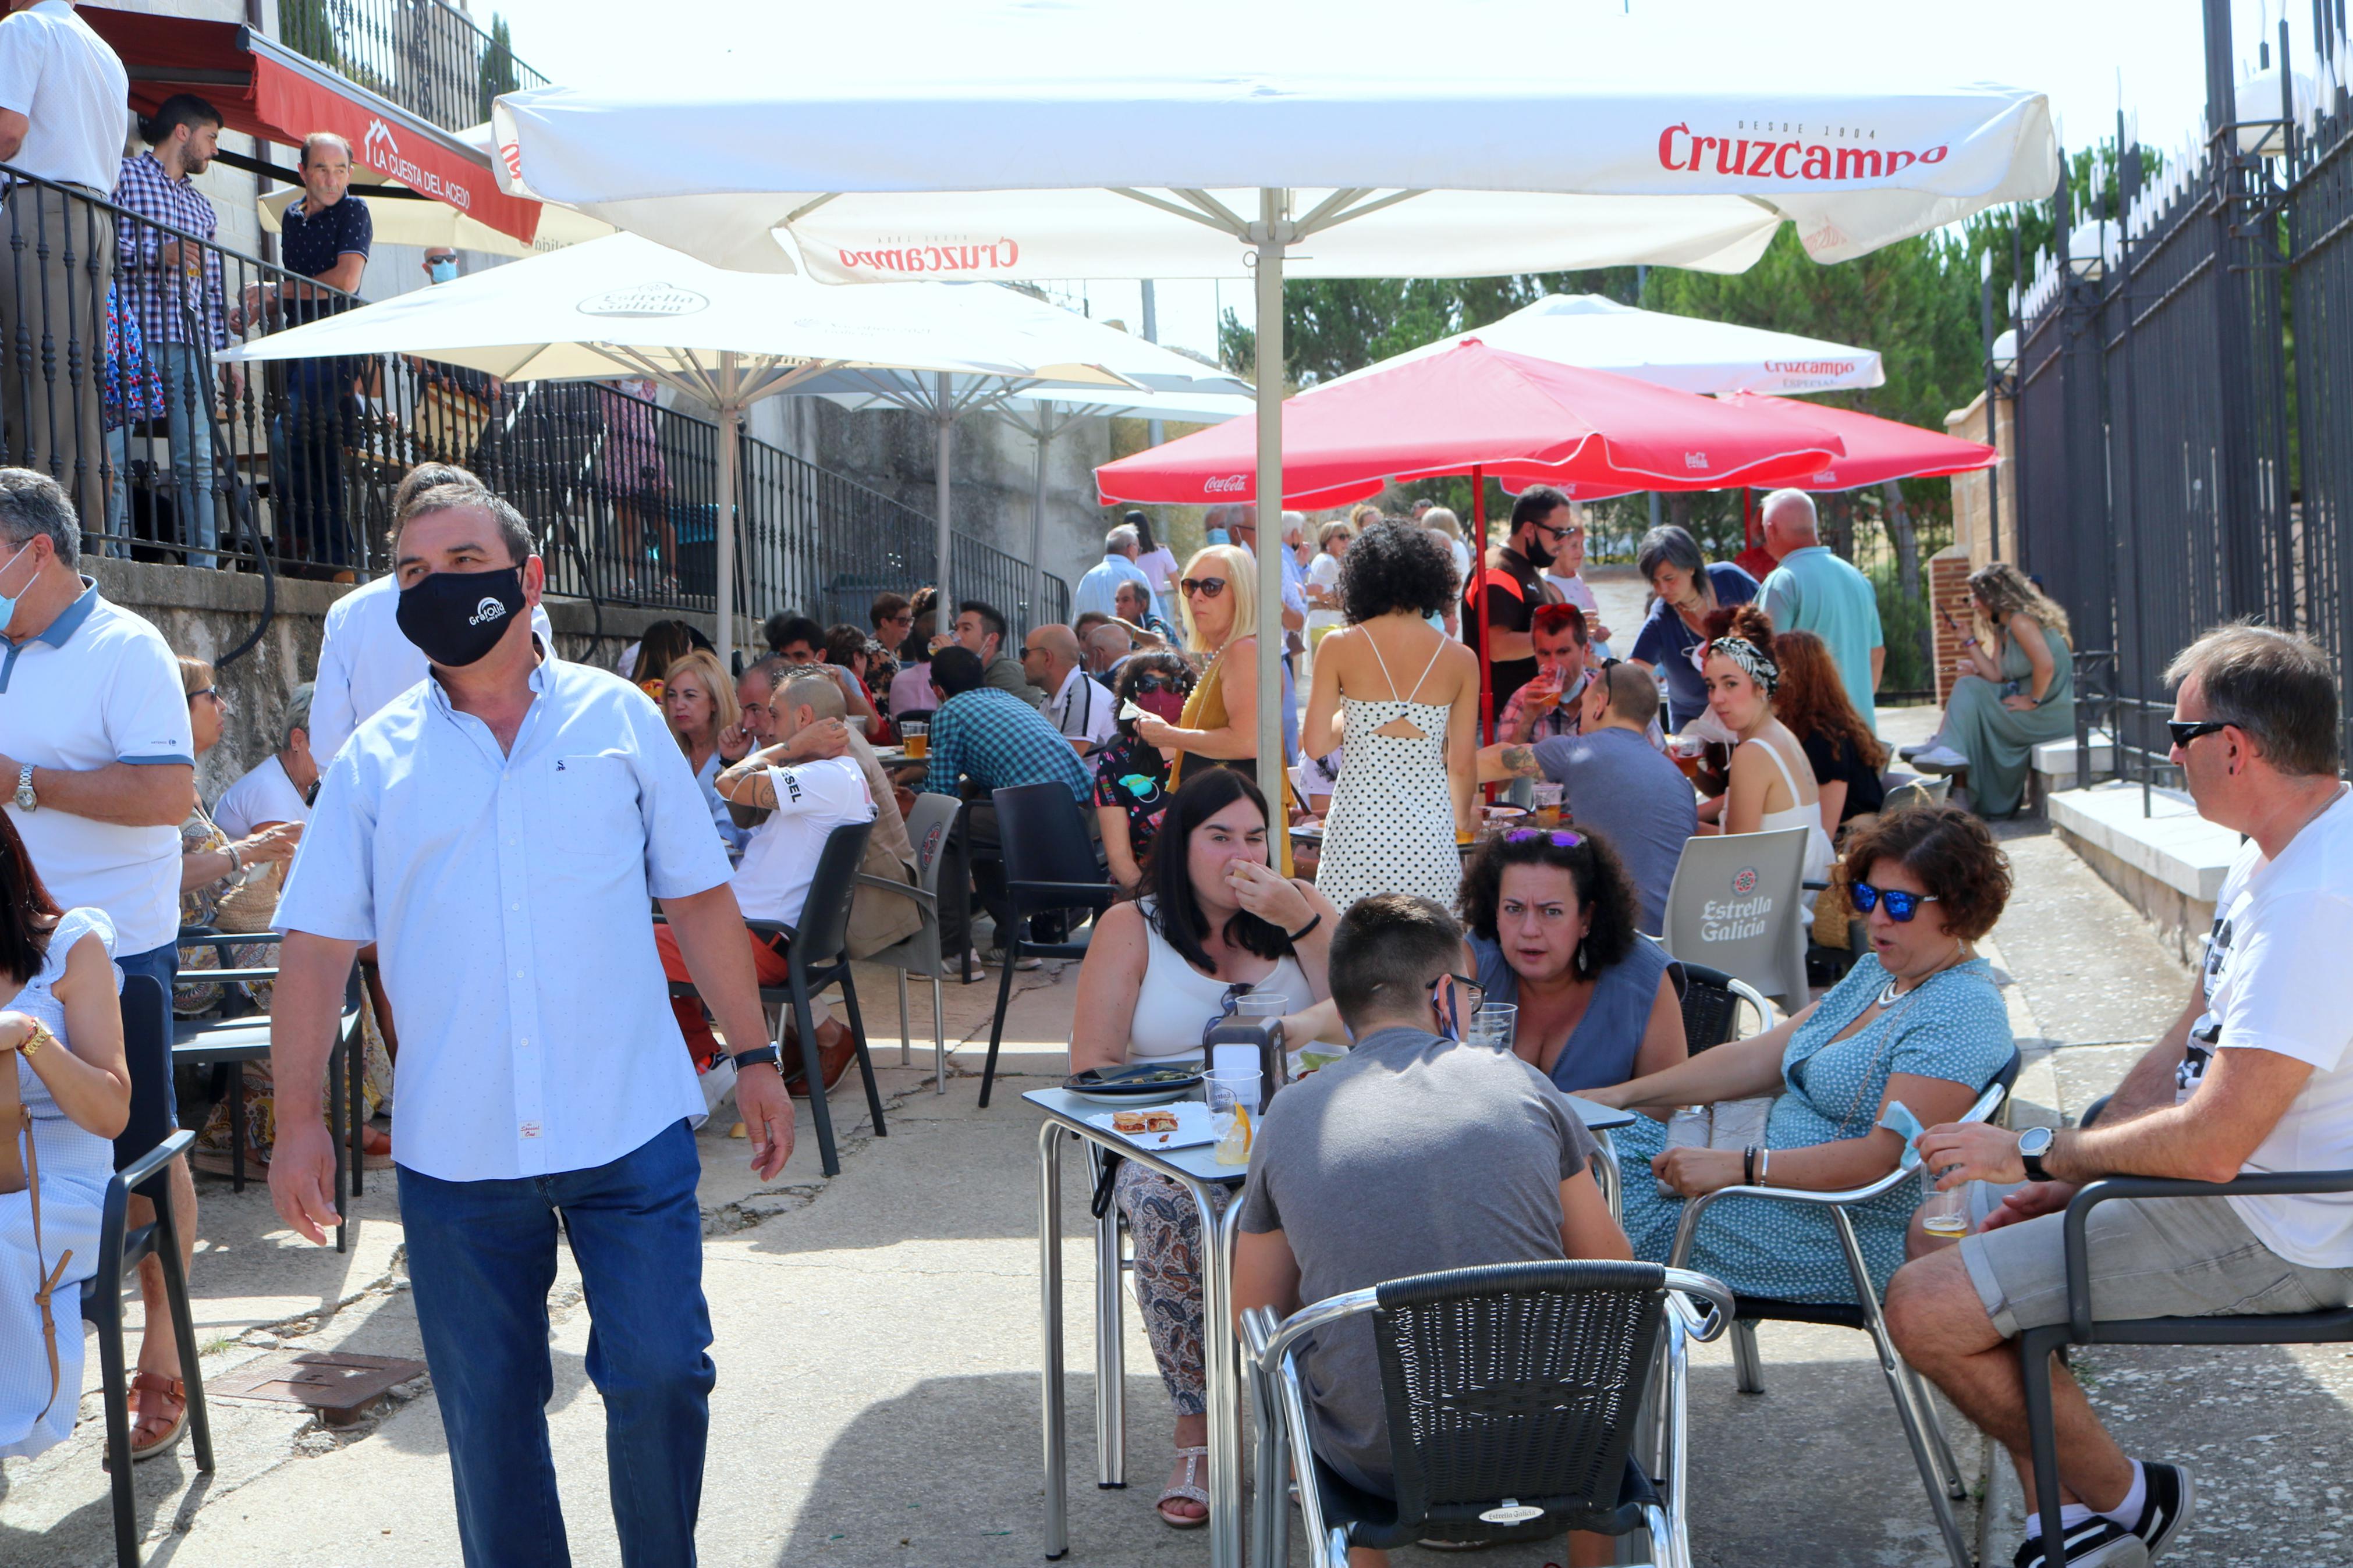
[1960,1187,2353,1338]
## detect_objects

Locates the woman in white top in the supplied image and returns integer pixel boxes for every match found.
[1302,518,1353,655]
[0,804,133,1460]
[1695,606,1834,901]
[1421,504,1472,637]
[1539,502,1616,659]
[1069,767,1337,1528]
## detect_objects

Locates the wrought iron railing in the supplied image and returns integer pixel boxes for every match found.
[278,0,548,134]
[9,166,1066,634]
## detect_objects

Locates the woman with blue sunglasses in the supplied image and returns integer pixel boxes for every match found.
[1584,806,2015,1304]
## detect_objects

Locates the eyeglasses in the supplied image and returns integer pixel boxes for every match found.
[1504,829,1584,849]
[1535,521,1582,542]
[1180,577,1229,599]
[2167,718,2231,750]
[1130,674,1181,695]
[1850,881,1940,922]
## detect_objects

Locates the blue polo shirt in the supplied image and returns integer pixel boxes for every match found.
[278,192,371,323]
[1759,545,1886,734]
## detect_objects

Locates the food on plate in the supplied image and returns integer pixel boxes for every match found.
[1110,1108,1182,1136]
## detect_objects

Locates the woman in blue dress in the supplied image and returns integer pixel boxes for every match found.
[1456,825,1687,1093]
[1628,524,1760,733]
[1584,806,2016,1302]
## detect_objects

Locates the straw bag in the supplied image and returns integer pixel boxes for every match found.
[2,1043,72,1423]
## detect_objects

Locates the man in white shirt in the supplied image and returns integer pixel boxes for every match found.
[211,681,317,837]
[661,668,876,1087]
[0,467,199,1457]
[0,0,127,525]
[1021,622,1116,753]
[270,478,789,1566]
[1892,624,2353,1568]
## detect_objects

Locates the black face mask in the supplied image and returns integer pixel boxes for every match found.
[1519,527,1556,570]
[396,566,526,669]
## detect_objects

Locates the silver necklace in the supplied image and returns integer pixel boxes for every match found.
[1877,945,1968,1007]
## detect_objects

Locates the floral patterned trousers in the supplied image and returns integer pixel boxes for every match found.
[1113,1161,1235,1417]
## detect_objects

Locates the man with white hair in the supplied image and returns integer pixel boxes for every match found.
[1072,520,1163,624]
[1756,487,1886,733]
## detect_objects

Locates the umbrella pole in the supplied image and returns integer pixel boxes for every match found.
[1030,403,1052,628]
[716,353,739,673]
[1474,465,1491,745]
[935,372,954,617]
[1252,190,1286,815]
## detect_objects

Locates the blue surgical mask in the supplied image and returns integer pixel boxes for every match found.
[0,537,37,630]
[427,258,457,283]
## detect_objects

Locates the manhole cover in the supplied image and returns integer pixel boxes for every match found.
[210,1351,428,1426]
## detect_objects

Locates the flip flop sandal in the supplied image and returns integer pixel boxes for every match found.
[125,1370,188,1464]
[1156,1445,1211,1529]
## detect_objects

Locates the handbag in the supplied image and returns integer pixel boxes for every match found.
[3,1047,72,1422]
[1655,1096,1774,1196]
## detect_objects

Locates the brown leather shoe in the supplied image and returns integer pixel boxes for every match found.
[783,1018,860,1097]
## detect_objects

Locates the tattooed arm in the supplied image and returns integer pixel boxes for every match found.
[1475,741,1543,784]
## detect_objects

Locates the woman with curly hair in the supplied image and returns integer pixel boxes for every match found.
[1773,627,1890,832]
[1910,562,2076,817]
[1457,824,1687,1092]
[1585,806,2016,1303]
[1302,520,1479,911]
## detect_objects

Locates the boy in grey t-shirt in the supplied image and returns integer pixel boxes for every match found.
[1233,893,1630,1544]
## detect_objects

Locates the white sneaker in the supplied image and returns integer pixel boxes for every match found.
[1912,744,1971,772]
[1897,733,1943,761]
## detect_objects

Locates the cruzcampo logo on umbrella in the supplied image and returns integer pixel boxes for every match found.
[577,283,709,318]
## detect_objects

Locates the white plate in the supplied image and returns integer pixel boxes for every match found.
[1068,1085,1191,1107]
[1087,1100,1219,1150]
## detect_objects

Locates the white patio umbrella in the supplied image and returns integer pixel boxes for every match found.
[214,234,1238,666]
[490,2,2057,848]
[259,183,615,259]
[1310,291,1884,397]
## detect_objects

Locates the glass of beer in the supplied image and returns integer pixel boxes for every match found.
[1921,1167,1971,1238]
[900,720,928,760]
[1669,734,1705,781]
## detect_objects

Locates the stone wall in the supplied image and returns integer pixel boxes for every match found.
[90,560,732,803]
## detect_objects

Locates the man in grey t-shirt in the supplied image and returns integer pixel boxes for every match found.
[1533,662,1696,936]
[1233,893,1628,1513]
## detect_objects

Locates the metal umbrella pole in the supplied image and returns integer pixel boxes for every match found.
[715,349,739,671]
[1251,188,1293,815]
[934,369,954,616]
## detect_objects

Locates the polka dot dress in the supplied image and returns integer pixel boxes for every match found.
[1615,955,2014,1303]
[1315,692,1462,914]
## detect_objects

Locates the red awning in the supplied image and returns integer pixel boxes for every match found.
[87,6,541,246]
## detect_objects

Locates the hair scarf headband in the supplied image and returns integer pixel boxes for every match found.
[1708,635,1779,694]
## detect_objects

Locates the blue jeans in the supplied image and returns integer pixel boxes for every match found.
[115,940,179,1125]
[104,340,218,567]
[397,1120,714,1568]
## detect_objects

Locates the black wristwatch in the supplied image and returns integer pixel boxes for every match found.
[2018,1125,2056,1183]
[730,1044,782,1072]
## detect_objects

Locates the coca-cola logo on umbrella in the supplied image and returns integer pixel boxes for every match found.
[577,283,709,318]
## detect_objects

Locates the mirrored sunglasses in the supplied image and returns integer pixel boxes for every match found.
[1850,881,1940,922]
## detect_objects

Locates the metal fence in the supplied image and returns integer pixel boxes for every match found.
[2007,2,2351,797]
[12,166,1064,644]
[279,0,548,133]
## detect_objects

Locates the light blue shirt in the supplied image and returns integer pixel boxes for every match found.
[276,648,731,1182]
[696,750,751,863]
[1758,545,1885,734]
[1072,552,1162,625]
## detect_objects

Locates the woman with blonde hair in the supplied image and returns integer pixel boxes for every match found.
[1133,542,1297,872]
[1908,562,2075,818]
[1302,518,1353,655]
[1422,504,1471,637]
[661,648,751,859]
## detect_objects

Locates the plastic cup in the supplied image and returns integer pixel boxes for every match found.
[1466,1003,1517,1049]
[900,721,928,759]
[1207,1069,1261,1165]
[1921,1168,1971,1238]
[1531,783,1564,825]
[1234,993,1289,1021]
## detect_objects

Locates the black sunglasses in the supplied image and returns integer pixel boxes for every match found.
[1130,674,1182,695]
[2168,719,2231,750]
[1850,881,1940,922]
[1180,577,1228,599]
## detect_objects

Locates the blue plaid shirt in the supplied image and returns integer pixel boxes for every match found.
[110,153,224,350]
[921,686,1091,803]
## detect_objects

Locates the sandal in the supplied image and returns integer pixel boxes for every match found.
[1156,1445,1211,1528]
[127,1370,188,1463]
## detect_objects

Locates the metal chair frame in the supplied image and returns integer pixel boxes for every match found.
[977,783,1115,1108]
[1665,1062,2018,1568]
[858,792,962,1094]
[1241,1261,1734,1568]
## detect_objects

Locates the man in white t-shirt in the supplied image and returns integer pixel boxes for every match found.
[212,680,318,837]
[1021,622,1116,753]
[655,671,876,1086]
[1889,624,2353,1568]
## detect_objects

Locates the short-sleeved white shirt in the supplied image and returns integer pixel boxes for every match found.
[0,581,194,954]
[211,754,310,839]
[276,649,732,1182]
[307,574,556,762]
[0,1,128,193]
[730,755,872,927]
[1046,664,1116,750]
[2180,784,2353,1267]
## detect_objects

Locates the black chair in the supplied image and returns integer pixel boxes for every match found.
[667,819,885,1178]
[1243,1259,1733,1568]
[1665,1047,2023,1568]
[82,973,215,1568]
[171,930,365,1251]
[2020,1169,2353,1563]
[1662,956,1774,1054]
[976,783,1116,1108]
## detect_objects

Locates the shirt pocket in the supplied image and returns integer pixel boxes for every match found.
[546,753,643,858]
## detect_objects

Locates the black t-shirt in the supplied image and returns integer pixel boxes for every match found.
[278,194,372,325]
[1465,545,1552,717]
[1802,731,1886,822]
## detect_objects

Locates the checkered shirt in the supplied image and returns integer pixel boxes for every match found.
[921,686,1092,803]
[110,152,225,349]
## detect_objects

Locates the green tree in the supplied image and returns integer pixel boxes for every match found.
[478,14,520,123]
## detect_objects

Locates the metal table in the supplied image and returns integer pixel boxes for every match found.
[1027,1083,1636,1566]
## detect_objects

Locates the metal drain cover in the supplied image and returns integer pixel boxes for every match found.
[209,1351,427,1425]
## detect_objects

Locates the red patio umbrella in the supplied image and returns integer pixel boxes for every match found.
[1095,339,1848,741]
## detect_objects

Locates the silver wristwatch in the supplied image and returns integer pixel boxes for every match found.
[2018,1124,2056,1183]
[13,763,33,812]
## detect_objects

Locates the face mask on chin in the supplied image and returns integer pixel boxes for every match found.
[1520,528,1555,570]
[396,566,527,669]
